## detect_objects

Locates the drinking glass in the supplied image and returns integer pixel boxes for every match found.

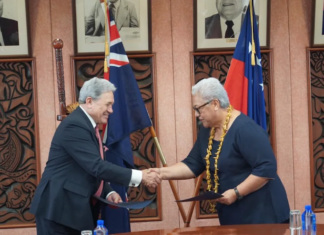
[81,231,92,235]
[290,210,301,235]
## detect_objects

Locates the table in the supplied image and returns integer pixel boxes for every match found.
[115,224,323,235]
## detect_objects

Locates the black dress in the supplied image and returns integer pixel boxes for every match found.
[182,113,290,225]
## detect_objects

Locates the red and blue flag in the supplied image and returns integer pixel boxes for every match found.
[224,2,267,130]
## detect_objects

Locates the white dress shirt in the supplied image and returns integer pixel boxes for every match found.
[220,15,241,38]
[79,105,142,198]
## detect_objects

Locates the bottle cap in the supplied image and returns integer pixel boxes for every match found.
[97,220,104,225]
[305,205,311,211]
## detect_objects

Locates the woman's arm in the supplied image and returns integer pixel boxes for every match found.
[149,162,196,180]
[236,174,269,197]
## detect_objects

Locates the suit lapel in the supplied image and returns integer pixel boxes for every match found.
[207,14,222,39]
[75,107,99,145]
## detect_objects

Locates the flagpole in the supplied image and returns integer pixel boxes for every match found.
[250,0,255,66]
[149,127,187,224]
[104,0,109,77]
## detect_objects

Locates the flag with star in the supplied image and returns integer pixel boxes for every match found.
[224,0,267,130]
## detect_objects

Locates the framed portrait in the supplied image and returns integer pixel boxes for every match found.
[73,0,151,55]
[194,0,270,51]
[0,0,29,58]
[312,0,324,47]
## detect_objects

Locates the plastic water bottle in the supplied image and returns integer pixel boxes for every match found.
[301,205,316,235]
[93,220,108,235]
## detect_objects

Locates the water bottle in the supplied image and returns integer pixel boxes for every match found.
[93,220,108,235]
[301,205,316,235]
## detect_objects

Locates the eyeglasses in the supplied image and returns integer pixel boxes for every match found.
[193,100,212,115]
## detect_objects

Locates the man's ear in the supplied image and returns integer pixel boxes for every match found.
[85,97,93,108]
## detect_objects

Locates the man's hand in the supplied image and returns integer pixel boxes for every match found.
[216,189,237,205]
[107,192,123,204]
[147,168,161,175]
[142,169,162,188]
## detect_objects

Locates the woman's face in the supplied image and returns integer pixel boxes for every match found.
[192,94,219,128]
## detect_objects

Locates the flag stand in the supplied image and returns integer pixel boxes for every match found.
[149,127,188,225]
[184,174,204,227]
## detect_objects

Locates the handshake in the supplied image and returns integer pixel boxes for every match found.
[141,168,162,188]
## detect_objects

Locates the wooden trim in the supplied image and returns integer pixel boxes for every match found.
[0,223,38,229]
[31,58,41,185]
[70,56,77,103]
[268,49,276,156]
[307,48,315,212]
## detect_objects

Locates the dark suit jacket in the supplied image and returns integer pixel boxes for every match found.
[0,17,19,45]
[205,13,259,39]
[30,107,132,231]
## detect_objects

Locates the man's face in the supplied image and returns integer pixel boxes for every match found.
[0,0,3,17]
[87,91,114,124]
[216,0,244,21]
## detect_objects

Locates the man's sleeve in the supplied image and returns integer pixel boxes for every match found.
[61,123,132,187]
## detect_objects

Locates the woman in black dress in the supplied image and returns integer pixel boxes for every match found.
[150,77,290,225]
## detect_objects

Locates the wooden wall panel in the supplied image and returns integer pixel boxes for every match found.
[308,48,324,213]
[0,58,40,228]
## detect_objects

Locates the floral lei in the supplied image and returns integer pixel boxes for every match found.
[204,105,233,213]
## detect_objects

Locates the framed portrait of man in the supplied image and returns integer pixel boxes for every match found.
[194,0,270,51]
[312,0,324,47]
[73,0,151,55]
[0,0,29,58]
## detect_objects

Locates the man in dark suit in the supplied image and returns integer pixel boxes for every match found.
[0,0,19,46]
[205,0,258,39]
[30,77,161,235]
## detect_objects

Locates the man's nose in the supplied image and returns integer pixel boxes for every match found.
[108,106,113,114]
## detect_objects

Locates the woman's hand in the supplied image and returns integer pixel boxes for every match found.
[217,189,237,205]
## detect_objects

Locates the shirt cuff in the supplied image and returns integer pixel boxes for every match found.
[106,191,116,199]
[129,169,142,187]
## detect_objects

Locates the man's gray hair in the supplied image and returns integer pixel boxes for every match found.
[78,77,116,104]
[192,77,230,108]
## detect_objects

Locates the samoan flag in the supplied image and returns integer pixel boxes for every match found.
[101,5,152,234]
[224,2,267,130]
